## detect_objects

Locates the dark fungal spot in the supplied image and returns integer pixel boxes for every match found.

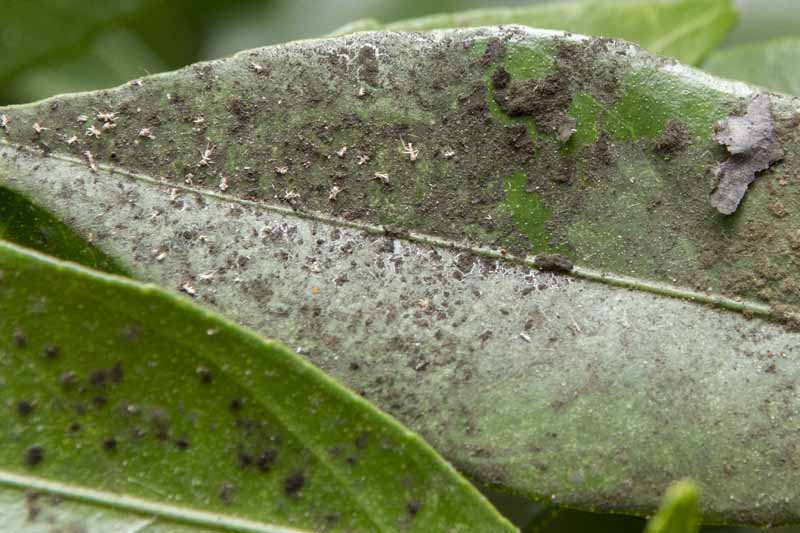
[229,398,244,412]
[68,422,81,433]
[354,431,369,449]
[533,254,574,273]
[256,448,278,472]
[60,371,78,389]
[654,118,690,155]
[92,395,108,408]
[25,445,44,466]
[491,65,510,90]
[12,328,27,348]
[175,437,190,450]
[102,437,117,451]
[238,451,254,468]
[17,400,34,416]
[219,482,236,505]
[407,500,421,517]
[284,471,305,497]
[196,366,213,383]
[88,369,107,387]
[109,362,124,384]
[25,490,42,521]
[349,361,360,371]
[43,344,60,359]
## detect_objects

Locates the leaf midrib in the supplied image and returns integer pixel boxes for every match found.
[0,139,776,324]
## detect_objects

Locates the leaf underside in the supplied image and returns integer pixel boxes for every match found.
[1,26,800,526]
[0,240,512,532]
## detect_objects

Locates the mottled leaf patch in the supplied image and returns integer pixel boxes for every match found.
[710,94,784,215]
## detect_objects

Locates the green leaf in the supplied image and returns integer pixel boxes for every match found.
[703,37,800,96]
[0,239,513,532]
[2,27,800,526]
[644,481,700,533]
[330,0,737,66]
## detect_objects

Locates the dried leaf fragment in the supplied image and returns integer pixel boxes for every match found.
[710,94,783,215]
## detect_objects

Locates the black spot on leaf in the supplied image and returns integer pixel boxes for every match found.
[284,471,305,497]
[43,344,60,359]
[109,362,124,384]
[102,437,117,451]
[256,449,278,472]
[196,366,213,383]
[17,400,34,416]
[12,328,27,348]
[355,431,369,449]
[25,445,44,466]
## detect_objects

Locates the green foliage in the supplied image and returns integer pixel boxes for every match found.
[703,37,800,95]
[0,239,513,532]
[332,0,736,66]
[644,481,701,533]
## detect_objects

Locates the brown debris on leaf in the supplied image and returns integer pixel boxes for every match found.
[710,94,783,215]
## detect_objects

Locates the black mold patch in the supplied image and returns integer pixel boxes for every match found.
[17,400,34,416]
[12,328,27,348]
[407,500,421,517]
[25,445,44,466]
[534,254,574,273]
[196,366,213,383]
[284,471,305,497]
[43,344,60,359]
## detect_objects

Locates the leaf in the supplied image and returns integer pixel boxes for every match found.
[2,27,800,526]
[644,481,700,533]
[703,37,800,96]
[329,0,737,66]
[0,239,513,532]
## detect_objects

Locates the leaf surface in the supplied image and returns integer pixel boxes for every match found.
[0,239,512,532]
[2,27,800,525]
[331,0,737,66]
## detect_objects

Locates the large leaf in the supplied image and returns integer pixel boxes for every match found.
[703,37,800,96]
[1,27,800,525]
[0,239,512,532]
[330,0,737,66]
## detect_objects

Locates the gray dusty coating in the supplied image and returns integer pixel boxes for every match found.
[710,94,784,214]
[2,143,800,526]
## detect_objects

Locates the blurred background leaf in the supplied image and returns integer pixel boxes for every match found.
[703,38,800,95]
[3,0,799,105]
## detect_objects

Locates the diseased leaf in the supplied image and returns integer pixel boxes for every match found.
[703,37,800,96]
[330,0,737,66]
[0,239,513,532]
[2,27,800,526]
[644,481,700,533]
